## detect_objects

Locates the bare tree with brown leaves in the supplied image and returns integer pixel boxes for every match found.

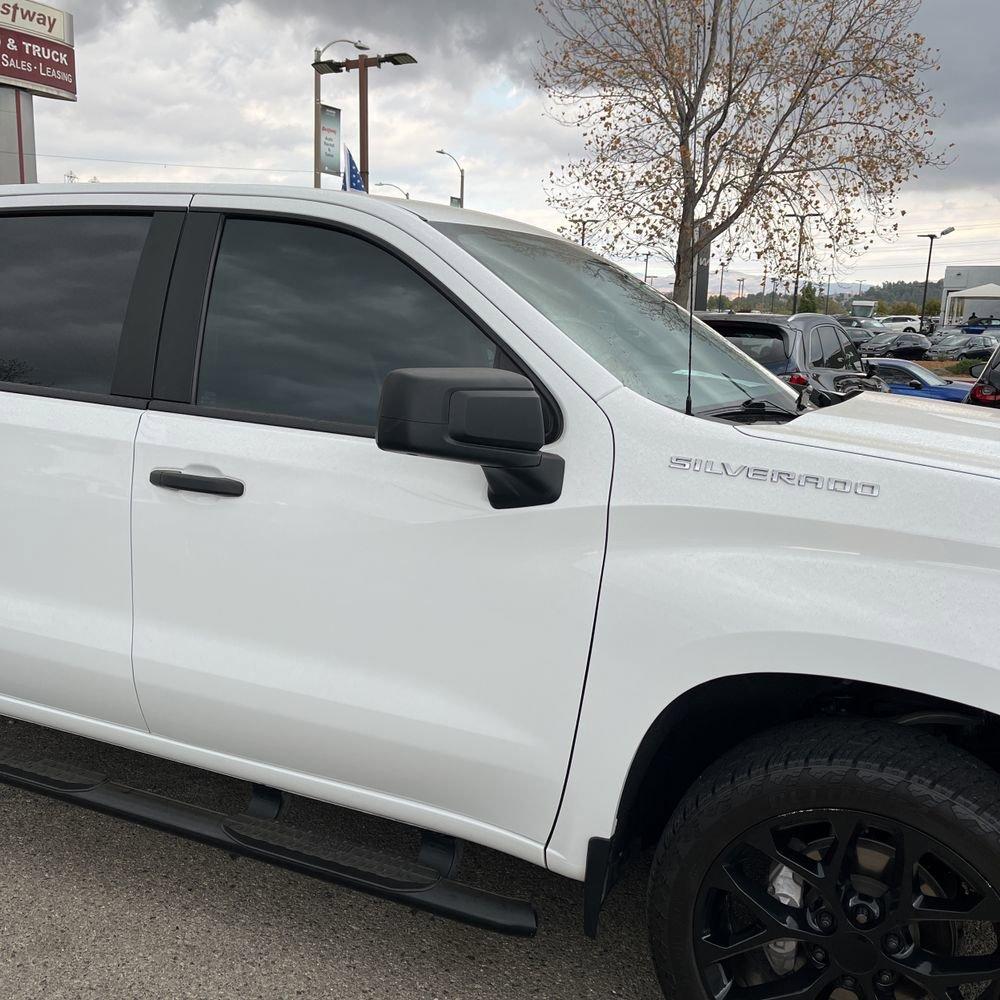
[538,0,943,306]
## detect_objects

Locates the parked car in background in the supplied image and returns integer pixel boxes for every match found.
[928,334,999,361]
[834,316,876,346]
[860,331,932,359]
[962,317,1000,335]
[699,312,887,398]
[879,314,921,333]
[967,346,1000,408]
[867,358,971,402]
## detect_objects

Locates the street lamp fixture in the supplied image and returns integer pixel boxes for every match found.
[313,40,369,189]
[569,217,595,246]
[313,45,418,192]
[436,149,464,208]
[918,227,955,332]
[375,182,410,199]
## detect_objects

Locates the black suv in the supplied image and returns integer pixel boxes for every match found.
[699,313,887,398]
[860,331,933,359]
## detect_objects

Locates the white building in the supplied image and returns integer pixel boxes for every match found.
[941,265,1000,321]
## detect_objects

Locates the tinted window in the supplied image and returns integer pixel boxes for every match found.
[197,219,498,427]
[710,326,790,372]
[807,330,824,366]
[817,326,846,369]
[874,365,914,386]
[0,214,150,393]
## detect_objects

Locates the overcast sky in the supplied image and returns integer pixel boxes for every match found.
[30,0,1000,293]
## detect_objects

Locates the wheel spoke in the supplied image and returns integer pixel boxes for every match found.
[892,949,1000,988]
[695,925,774,965]
[912,892,1000,922]
[726,965,836,1000]
[823,812,863,890]
[719,863,821,941]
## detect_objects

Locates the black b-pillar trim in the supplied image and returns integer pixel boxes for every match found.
[111,211,186,399]
[153,211,223,404]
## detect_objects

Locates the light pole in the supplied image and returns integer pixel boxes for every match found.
[436,149,464,207]
[918,226,955,332]
[770,277,780,313]
[736,277,745,309]
[569,218,594,246]
[785,211,821,313]
[375,182,410,199]
[717,261,726,307]
[313,46,417,192]
[824,273,832,314]
[643,252,652,283]
[313,39,368,189]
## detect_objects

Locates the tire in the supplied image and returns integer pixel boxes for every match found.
[904,327,916,333]
[648,718,1000,999]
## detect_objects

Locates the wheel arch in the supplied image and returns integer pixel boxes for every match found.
[582,671,997,937]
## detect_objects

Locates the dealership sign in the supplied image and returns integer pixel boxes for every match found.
[0,2,74,100]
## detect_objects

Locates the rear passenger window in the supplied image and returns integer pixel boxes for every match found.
[807,330,824,367]
[196,218,499,429]
[0,214,151,393]
[817,326,847,369]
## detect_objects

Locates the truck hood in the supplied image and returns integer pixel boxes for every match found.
[738,390,1000,481]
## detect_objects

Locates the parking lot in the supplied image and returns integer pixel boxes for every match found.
[0,717,660,1000]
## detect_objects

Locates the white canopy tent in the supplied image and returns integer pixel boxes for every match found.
[944,282,1000,324]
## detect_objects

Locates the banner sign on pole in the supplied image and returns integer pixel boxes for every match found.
[320,104,341,176]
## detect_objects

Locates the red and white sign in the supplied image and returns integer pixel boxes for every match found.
[0,23,75,100]
[0,2,70,43]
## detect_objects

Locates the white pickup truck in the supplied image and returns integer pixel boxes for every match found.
[3,183,1000,1000]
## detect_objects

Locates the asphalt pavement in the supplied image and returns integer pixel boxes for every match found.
[0,717,661,999]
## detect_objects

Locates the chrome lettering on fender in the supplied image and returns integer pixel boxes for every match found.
[669,457,880,497]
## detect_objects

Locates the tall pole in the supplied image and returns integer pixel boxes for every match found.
[459,166,465,208]
[824,273,832,314]
[313,49,322,189]
[644,252,651,283]
[569,218,592,246]
[918,228,954,331]
[358,54,370,191]
[918,237,935,332]
[785,211,820,313]
[718,262,725,306]
[770,277,779,313]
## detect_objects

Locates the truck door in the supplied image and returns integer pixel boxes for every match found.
[129,199,612,848]
[0,205,182,728]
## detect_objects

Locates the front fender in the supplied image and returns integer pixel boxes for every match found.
[545,389,1000,879]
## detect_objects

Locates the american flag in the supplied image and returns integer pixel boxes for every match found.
[342,147,365,191]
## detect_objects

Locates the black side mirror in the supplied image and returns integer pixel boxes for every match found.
[377,367,564,509]
[969,363,987,380]
[908,380,922,389]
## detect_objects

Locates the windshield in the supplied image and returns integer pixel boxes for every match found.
[435,224,797,416]
[938,335,968,347]
[868,332,896,344]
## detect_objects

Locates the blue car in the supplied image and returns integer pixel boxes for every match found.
[867,358,970,402]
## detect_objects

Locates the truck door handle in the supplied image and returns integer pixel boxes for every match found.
[149,469,245,497]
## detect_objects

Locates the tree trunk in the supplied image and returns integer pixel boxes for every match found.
[673,215,696,309]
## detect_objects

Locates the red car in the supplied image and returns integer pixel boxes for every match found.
[967,346,1000,407]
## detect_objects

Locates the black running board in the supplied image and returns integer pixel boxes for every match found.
[0,747,537,937]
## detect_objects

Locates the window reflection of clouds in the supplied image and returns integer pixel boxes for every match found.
[197,220,496,427]
[0,215,150,392]
[436,224,791,414]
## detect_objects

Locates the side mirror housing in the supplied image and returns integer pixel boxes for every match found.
[969,363,987,380]
[908,380,923,389]
[378,368,543,467]
[377,368,564,508]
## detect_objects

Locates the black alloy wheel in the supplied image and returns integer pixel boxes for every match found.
[649,720,1000,1000]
